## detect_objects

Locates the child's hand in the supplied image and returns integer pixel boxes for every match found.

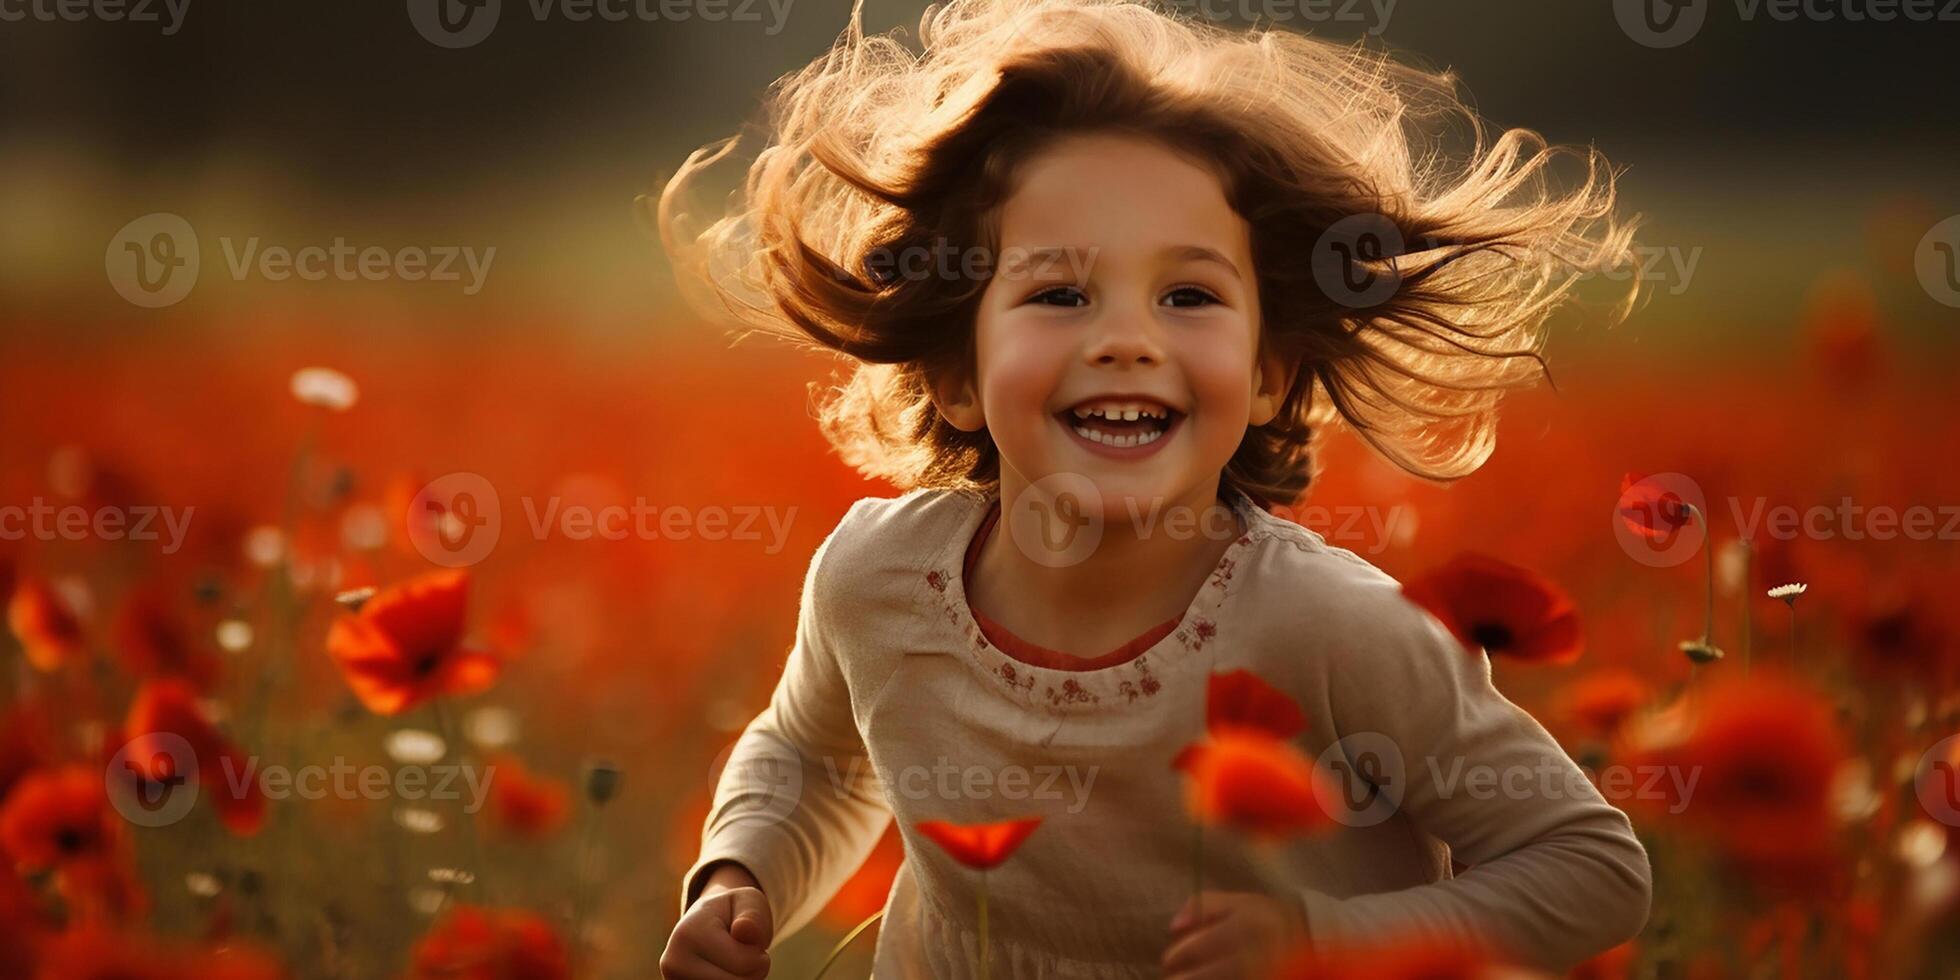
[1161,890,1305,979]
[660,863,773,979]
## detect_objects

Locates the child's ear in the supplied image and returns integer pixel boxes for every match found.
[1249,345,1299,427]
[928,365,987,433]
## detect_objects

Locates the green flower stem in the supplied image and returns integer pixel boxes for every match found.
[1687,504,1714,647]
[810,910,883,980]
[979,871,991,980]
[1739,541,1753,676]
[432,697,495,903]
[1192,820,1204,921]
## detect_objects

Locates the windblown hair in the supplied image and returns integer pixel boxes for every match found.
[658,0,1639,508]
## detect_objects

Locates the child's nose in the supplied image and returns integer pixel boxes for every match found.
[1082,309,1165,367]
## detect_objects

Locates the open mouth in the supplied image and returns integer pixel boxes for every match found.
[1054,397,1183,451]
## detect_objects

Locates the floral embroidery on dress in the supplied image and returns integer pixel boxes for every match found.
[1179,617,1218,652]
[994,662,1034,693]
[932,492,1262,710]
[1046,679,1098,707]
[1118,670,1163,704]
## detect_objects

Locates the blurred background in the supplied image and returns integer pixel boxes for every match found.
[2,0,1957,976]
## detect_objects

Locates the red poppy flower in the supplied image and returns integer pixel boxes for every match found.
[914,817,1043,871]
[0,702,56,807]
[822,828,903,929]
[7,578,84,672]
[1617,472,1694,540]
[325,570,499,716]
[1272,934,1502,979]
[0,765,118,869]
[408,905,570,980]
[1849,591,1953,683]
[31,929,184,980]
[1561,670,1652,738]
[485,756,569,840]
[0,872,47,977]
[1172,732,1334,840]
[1206,669,1305,740]
[53,855,150,926]
[31,929,280,980]
[112,590,220,691]
[199,944,290,980]
[123,679,266,836]
[1571,941,1637,980]
[1402,553,1582,664]
[1628,672,1848,872]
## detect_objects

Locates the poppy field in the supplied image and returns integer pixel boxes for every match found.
[2,258,1958,979]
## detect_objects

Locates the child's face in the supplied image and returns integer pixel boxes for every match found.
[940,133,1287,515]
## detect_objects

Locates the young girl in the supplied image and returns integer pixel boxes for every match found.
[656,1,1649,976]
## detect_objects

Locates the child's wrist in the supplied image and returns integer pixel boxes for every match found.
[690,861,763,907]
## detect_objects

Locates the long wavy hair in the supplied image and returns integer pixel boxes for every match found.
[657,0,1640,508]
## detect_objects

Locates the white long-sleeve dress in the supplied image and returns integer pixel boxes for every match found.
[682,486,1651,977]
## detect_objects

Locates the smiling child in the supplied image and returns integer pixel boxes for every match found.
[655,1,1650,976]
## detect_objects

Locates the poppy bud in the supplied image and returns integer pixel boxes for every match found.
[1678,640,1724,665]
[333,587,376,614]
[582,758,621,807]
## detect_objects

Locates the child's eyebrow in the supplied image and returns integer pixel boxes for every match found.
[1169,245,1244,280]
[1006,244,1244,280]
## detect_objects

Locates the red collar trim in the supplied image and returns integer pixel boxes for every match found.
[961,500,1184,672]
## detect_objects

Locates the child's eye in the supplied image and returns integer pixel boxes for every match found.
[1162,286,1222,308]
[1028,286,1089,308]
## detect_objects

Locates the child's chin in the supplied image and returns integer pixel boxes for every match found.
[1069,473,1190,521]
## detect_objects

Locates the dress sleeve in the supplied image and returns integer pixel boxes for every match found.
[1301,601,1652,972]
[678,504,892,943]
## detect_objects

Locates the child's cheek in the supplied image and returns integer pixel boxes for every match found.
[1181,335,1258,462]
[975,323,1070,471]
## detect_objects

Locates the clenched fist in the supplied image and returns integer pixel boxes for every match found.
[1161,890,1307,979]
[661,864,773,979]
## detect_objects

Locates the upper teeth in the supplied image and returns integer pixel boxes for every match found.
[1070,401,1169,421]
